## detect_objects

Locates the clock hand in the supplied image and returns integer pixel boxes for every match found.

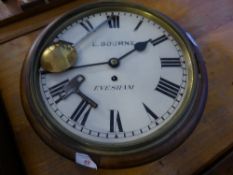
[72,17,111,47]
[40,17,113,73]
[109,36,168,67]
[40,60,109,73]
[57,16,114,48]
[58,74,98,108]
[68,61,109,69]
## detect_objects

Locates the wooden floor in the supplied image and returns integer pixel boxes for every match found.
[1,0,233,174]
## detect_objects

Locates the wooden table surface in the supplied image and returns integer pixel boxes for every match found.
[1,0,233,174]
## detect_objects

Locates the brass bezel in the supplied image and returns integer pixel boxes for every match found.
[21,1,208,168]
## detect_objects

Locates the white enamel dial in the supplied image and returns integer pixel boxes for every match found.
[39,11,190,144]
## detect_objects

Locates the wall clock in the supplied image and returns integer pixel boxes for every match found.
[21,1,208,169]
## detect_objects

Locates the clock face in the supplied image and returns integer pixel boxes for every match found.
[39,10,192,144]
[21,2,207,167]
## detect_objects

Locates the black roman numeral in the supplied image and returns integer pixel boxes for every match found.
[70,100,92,126]
[110,110,123,132]
[49,79,69,103]
[107,15,120,28]
[134,20,143,31]
[143,103,159,120]
[160,58,181,67]
[80,20,94,32]
[151,35,168,46]
[155,78,180,99]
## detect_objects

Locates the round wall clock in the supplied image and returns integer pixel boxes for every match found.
[21,1,208,168]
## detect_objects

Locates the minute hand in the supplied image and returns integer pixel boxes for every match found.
[73,18,111,47]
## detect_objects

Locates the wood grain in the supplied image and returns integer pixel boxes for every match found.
[0,0,233,174]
